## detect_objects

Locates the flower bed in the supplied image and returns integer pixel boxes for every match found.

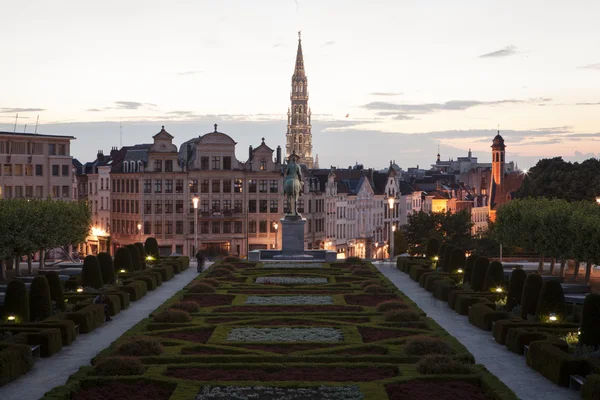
[226,327,343,342]
[227,343,333,354]
[359,327,421,343]
[72,381,174,400]
[216,305,362,313]
[244,296,334,305]
[263,263,324,269]
[183,295,235,306]
[345,294,399,306]
[159,328,215,343]
[386,381,495,400]
[255,277,328,284]
[196,385,364,400]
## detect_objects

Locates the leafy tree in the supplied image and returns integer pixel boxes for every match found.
[393,229,409,256]
[405,210,472,253]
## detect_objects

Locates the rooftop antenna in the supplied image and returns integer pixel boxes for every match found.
[13,113,18,133]
[34,115,39,134]
[23,124,27,133]
[120,119,123,147]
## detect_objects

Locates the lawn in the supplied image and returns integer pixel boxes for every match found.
[42,260,516,400]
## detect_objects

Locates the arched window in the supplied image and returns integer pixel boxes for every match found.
[294,84,297,92]
[130,161,136,172]
[299,105,303,114]
[501,153,505,162]
[299,82,303,92]
[138,160,143,172]
[299,135,303,144]
[123,162,128,172]
[294,105,298,113]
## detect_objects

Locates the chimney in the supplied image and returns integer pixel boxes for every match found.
[97,150,104,162]
[110,146,118,158]
[249,145,253,161]
[276,145,281,165]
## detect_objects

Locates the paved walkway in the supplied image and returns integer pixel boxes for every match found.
[0,263,205,400]
[375,261,579,400]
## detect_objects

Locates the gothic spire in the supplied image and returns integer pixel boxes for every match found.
[294,31,305,77]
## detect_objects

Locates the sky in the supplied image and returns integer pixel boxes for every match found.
[1,0,599,170]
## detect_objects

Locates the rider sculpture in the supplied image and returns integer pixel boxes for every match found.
[283,152,303,217]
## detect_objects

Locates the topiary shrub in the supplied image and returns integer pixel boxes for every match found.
[45,271,64,311]
[2,280,30,322]
[126,244,142,272]
[29,276,52,322]
[483,261,504,291]
[506,268,526,311]
[448,248,466,274]
[404,336,454,356]
[134,243,147,268]
[441,246,454,272]
[95,356,146,376]
[199,278,220,288]
[97,252,116,285]
[580,294,600,348]
[384,309,421,322]
[116,337,163,356]
[81,255,104,289]
[153,310,192,323]
[376,300,409,312]
[169,301,201,313]
[437,243,447,260]
[213,263,235,272]
[426,238,440,259]
[114,247,133,272]
[144,237,160,261]
[416,354,474,375]
[188,283,216,294]
[207,268,233,278]
[364,284,394,294]
[346,256,362,263]
[223,256,242,263]
[520,274,544,320]
[470,257,489,291]
[464,255,477,284]
[535,280,565,322]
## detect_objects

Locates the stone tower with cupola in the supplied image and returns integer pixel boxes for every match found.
[286,32,314,168]
[491,130,506,187]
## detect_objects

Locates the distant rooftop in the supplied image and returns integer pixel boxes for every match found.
[0,131,76,139]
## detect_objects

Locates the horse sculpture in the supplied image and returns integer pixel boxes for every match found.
[283,154,303,216]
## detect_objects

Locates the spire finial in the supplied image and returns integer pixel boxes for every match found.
[298,30,301,40]
[214,123,218,132]
[162,125,164,130]
[497,123,500,133]
[261,137,265,143]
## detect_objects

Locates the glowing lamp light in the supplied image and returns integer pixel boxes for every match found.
[457,269,464,274]
[146,255,155,261]
[91,227,107,237]
[495,287,504,293]
[388,196,394,210]
[549,313,558,322]
[273,222,278,230]
[596,197,600,205]
[433,256,439,261]
[76,287,84,293]
[7,315,16,321]
[119,269,127,273]
[192,196,199,209]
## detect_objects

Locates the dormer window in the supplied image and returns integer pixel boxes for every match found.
[123,162,128,173]
[260,160,266,171]
[154,159,162,172]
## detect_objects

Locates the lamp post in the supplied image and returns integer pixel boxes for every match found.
[387,196,395,262]
[273,222,279,249]
[192,196,199,255]
[137,223,142,243]
[375,242,378,261]
[391,224,396,262]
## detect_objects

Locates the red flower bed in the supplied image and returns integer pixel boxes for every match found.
[73,381,173,400]
[345,294,399,306]
[335,277,369,283]
[230,343,332,354]
[165,366,397,381]
[159,328,215,343]
[328,345,388,356]
[235,290,347,295]
[232,263,257,269]
[358,327,417,343]
[216,277,247,282]
[235,317,369,326]
[216,305,363,313]
[205,317,249,324]
[183,295,235,306]
[386,381,494,400]
[181,346,249,355]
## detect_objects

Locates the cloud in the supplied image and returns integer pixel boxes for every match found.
[87,108,103,112]
[324,41,336,46]
[370,92,403,96]
[578,63,600,70]
[479,45,518,58]
[114,101,157,110]
[0,107,45,113]
[576,102,600,106]
[177,70,203,76]
[273,43,283,48]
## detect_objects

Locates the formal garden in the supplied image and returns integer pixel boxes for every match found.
[397,236,600,400]
[0,236,190,386]
[34,257,517,400]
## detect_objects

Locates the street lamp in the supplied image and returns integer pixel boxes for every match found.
[137,223,142,243]
[273,222,279,249]
[391,224,396,261]
[192,196,199,255]
[375,242,378,261]
[596,196,600,205]
[387,196,395,262]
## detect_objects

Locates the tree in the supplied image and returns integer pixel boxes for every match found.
[393,229,409,256]
[405,210,472,253]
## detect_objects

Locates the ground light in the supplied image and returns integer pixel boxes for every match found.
[7,315,16,321]
[76,287,84,293]
[457,269,464,274]
[119,269,127,273]
[549,313,558,322]
[495,287,503,293]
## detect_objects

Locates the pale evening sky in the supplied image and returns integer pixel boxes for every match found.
[1,0,599,169]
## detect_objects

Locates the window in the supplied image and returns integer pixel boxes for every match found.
[144,179,152,193]
[201,199,209,212]
[212,221,220,234]
[259,220,267,233]
[60,164,69,177]
[248,180,257,193]
[135,179,139,193]
[259,199,268,213]
[154,221,162,234]
[176,200,183,214]
[189,179,198,193]
[260,160,266,170]
[212,156,220,170]
[15,186,23,198]
[234,179,243,193]
[200,179,209,193]
[155,200,162,214]
[200,156,209,170]
[223,179,231,193]
[270,220,278,233]
[176,220,183,234]
[176,179,183,193]
[234,200,243,213]
[154,180,162,193]
[48,144,56,155]
[234,221,243,233]
[201,221,209,234]
[297,198,304,213]
[165,200,173,214]
[165,221,173,234]
[223,199,232,212]
[212,179,220,193]
[35,164,43,176]
[270,180,278,193]
[52,165,59,176]
[165,160,173,172]
[58,144,66,155]
[125,180,130,193]
[223,156,231,170]
[144,221,151,234]
[249,220,257,233]
[308,199,312,213]
[154,159,162,172]
[249,200,257,213]
[35,186,43,197]
[25,165,33,176]
[14,164,23,176]
[165,179,173,193]
[62,186,70,198]
[259,180,267,193]
[270,199,278,213]
[212,200,220,212]
[223,221,231,233]
[3,164,12,176]
[189,221,194,234]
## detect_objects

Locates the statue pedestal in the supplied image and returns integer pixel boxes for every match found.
[273,216,313,260]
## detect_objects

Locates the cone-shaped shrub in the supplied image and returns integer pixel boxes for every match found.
[29,276,52,321]
[2,280,30,322]
[506,268,526,311]
[134,243,147,268]
[484,261,504,291]
[126,244,142,271]
[535,280,565,321]
[580,293,600,348]
[45,271,64,311]
[82,255,104,289]
[437,243,447,259]
[144,237,160,261]
[448,248,466,273]
[464,255,477,284]
[520,274,543,320]
[114,247,133,272]
[441,246,454,272]
[470,257,489,291]
[97,252,116,285]
[426,238,440,259]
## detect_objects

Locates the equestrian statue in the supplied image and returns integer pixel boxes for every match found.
[283,152,303,217]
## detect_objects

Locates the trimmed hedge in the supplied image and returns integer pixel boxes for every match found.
[64,304,105,333]
[135,242,148,268]
[483,261,504,291]
[426,238,440,259]
[580,293,600,348]
[468,302,512,331]
[144,237,160,261]
[526,340,588,386]
[126,244,143,272]
[520,273,544,320]
[81,255,104,289]
[506,268,526,311]
[433,280,456,301]
[97,252,116,284]
[441,246,454,273]
[29,276,52,322]
[152,264,175,281]
[45,272,65,311]
[505,327,576,355]
[0,327,62,358]
[535,280,565,321]
[455,293,498,315]
[582,374,600,400]
[0,344,33,386]
[120,280,147,301]
[448,248,466,274]
[464,255,477,284]
[114,247,133,272]
[470,257,489,291]
[2,280,30,322]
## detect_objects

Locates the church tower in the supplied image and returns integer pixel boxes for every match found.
[286,32,314,168]
[491,130,506,187]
